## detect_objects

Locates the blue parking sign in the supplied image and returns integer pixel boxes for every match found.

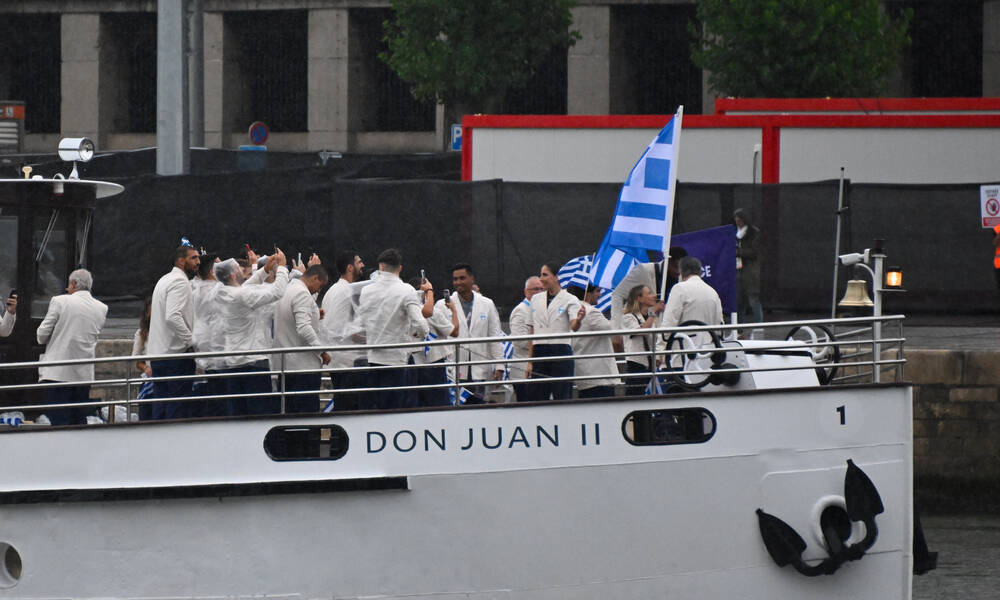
[450,124,462,151]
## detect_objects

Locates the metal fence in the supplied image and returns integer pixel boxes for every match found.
[0,315,905,425]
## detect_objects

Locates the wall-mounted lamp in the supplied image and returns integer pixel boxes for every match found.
[885,266,903,289]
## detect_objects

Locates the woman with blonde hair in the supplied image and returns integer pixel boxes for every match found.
[621,284,664,396]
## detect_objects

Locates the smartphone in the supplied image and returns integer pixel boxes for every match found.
[297,252,302,265]
[420,269,426,282]
[7,289,15,299]
[442,288,450,300]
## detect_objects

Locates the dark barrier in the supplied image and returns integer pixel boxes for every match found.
[90,172,999,317]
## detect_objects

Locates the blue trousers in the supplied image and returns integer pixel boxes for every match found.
[151,358,195,420]
[42,382,90,426]
[282,373,321,413]
[412,357,450,407]
[529,344,574,401]
[362,364,412,411]
[227,362,276,416]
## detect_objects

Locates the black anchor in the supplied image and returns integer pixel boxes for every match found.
[756,459,884,576]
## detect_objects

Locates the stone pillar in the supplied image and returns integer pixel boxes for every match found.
[60,13,103,147]
[984,1,1000,95]
[307,8,350,150]
[567,6,610,114]
[203,11,225,148]
[156,0,190,175]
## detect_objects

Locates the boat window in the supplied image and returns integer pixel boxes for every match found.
[0,216,16,303]
[622,408,716,445]
[32,208,68,318]
[264,424,349,461]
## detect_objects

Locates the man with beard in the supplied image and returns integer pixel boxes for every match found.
[147,245,200,420]
[320,250,366,411]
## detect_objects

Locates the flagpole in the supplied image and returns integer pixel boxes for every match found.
[659,106,683,302]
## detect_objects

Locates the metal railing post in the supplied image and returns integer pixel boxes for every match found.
[453,340,462,405]
[280,352,287,414]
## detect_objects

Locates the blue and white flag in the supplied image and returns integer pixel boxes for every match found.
[590,107,683,291]
[558,255,614,313]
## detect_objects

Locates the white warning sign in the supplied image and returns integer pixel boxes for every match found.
[981,185,1000,228]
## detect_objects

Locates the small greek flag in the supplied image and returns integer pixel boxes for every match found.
[558,255,617,312]
[180,236,194,248]
[500,331,513,380]
[424,331,438,356]
[590,107,683,291]
[447,372,475,405]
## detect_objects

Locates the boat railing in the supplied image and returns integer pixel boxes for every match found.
[0,314,905,424]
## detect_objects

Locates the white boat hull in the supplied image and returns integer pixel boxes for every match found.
[0,385,913,599]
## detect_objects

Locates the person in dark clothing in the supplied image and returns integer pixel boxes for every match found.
[733,209,763,323]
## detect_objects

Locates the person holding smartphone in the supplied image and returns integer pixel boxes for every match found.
[1,289,15,337]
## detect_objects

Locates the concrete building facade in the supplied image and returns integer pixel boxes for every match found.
[1,0,996,154]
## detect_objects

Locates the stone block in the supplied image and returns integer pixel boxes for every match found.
[568,55,610,114]
[915,386,949,404]
[963,351,1000,386]
[936,419,979,437]
[569,6,609,57]
[948,387,998,403]
[925,401,972,419]
[904,350,963,386]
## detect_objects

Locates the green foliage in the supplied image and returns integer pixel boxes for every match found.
[381,0,579,111]
[692,0,911,98]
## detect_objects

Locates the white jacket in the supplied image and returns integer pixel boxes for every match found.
[218,267,289,367]
[451,291,504,381]
[36,291,108,382]
[527,289,581,347]
[358,272,428,366]
[273,278,324,372]
[412,300,456,365]
[320,278,364,368]
[571,303,621,389]
[191,279,224,370]
[148,267,194,355]
[0,309,13,337]
[507,299,532,380]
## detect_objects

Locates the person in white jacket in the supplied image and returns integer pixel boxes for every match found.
[191,253,225,416]
[357,248,431,410]
[569,285,621,399]
[508,276,544,401]
[36,269,108,425]
[147,245,200,420]
[449,263,504,403]
[0,291,15,338]
[273,264,330,413]
[216,251,290,415]
[320,250,366,411]
[409,277,459,407]
[525,261,584,401]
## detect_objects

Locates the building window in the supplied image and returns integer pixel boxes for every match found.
[351,9,436,132]
[902,1,983,97]
[103,13,157,133]
[228,11,308,132]
[0,15,61,133]
[503,45,568,115]
[610,5,702,115]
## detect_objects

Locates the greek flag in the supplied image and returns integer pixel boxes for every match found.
[558,255,615,312]
[500,332,513,380]
[590,107,683,290]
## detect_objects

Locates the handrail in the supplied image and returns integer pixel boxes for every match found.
[0,315,906,422]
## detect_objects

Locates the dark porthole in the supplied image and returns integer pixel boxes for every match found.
[0,542,21,588]
[622,408,716,445]
[264,425,349,461]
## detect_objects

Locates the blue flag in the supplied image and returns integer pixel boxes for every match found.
[590,107,683,291]
[671,225,737,314]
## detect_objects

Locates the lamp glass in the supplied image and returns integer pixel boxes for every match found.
[885,267,902,288]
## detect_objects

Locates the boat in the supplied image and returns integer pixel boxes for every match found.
[0,166,921,598]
